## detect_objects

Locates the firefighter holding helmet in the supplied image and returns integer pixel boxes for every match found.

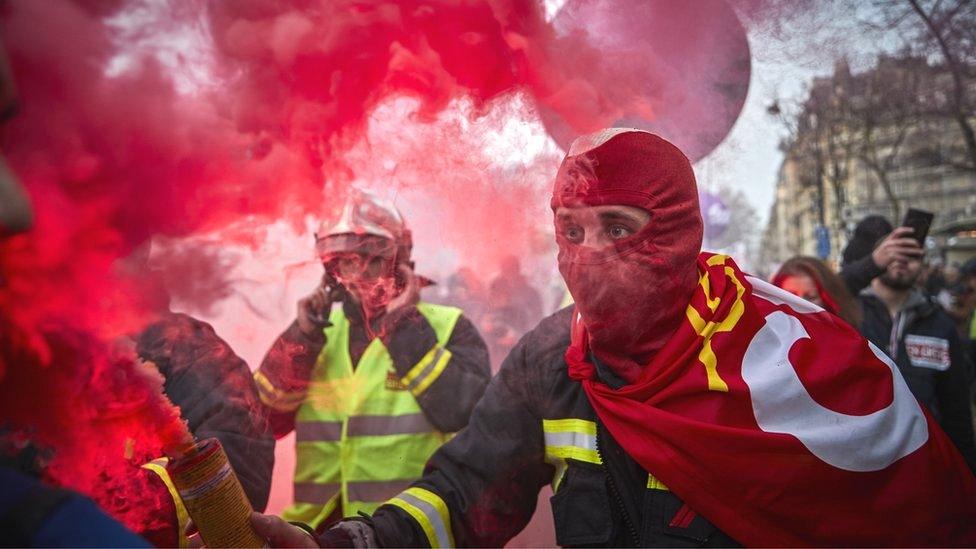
[254,188,490,531]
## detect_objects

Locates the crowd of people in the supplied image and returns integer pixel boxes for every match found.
[428,256,546,374]
[770,216,976,470]
[243,128,976,548]
[4,111,976,544]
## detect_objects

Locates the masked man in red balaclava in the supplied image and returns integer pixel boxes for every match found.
[250,129,976,548]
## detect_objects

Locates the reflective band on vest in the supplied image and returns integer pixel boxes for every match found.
[348,412,435,436]
[293,482,340,505]
[295,420,342,442]
[283,302,462,528]
[253,370,307,412]
[402,345,453,397]
[386,487,454,548]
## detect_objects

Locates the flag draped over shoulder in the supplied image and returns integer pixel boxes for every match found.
[566,252,976,546]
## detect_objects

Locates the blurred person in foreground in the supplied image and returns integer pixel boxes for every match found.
[771,256,862,328]
[254,188,490,531]
[249,129,976,547]
[0,44,149,547]
[846,229,976,472]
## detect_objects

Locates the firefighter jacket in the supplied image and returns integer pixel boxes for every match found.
[363,307,740,547]
[136,313,275,510]
[256,301,490,529]
[857,288,976,471]
[136,313,276,547]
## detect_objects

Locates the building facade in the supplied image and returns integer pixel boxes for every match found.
[761,55,976,270]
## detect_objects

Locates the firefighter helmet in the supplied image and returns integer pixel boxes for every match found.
[315,188,413,262]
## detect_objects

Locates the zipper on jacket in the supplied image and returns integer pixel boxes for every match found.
[595,426,640,546]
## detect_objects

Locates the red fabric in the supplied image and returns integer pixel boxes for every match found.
[566,253,976,546]
[552,129,702,383]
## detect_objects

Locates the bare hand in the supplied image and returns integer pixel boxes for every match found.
[297,277,335,337]
[385,264,420,315]
[250,512,319,548]
[872,226,923,269]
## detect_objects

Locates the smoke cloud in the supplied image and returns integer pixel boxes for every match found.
[0,0,770,535]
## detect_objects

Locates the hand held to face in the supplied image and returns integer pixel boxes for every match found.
[297,275,339,337]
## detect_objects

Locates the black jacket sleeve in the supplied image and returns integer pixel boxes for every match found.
[254,320,327,438]
[936,329,976,473]
[365,332,552,547]
[136,314,276,512]
[840,255,885,297]
[382,308,490,433]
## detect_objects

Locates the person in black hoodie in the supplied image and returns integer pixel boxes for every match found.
[852,241,976,472]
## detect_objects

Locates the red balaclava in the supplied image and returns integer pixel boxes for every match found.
[551,129,703,383]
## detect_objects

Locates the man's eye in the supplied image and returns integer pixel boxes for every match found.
[564,226,583,242]
[607,225,632,239]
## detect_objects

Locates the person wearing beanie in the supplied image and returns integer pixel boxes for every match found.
[247,129,976,548]
[842,215,893,266]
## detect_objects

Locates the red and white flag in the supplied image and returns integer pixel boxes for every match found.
[566,252,976,546]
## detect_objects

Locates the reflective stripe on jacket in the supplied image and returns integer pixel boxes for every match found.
[283,302,462,527]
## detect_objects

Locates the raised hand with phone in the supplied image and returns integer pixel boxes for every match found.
[871,226,923,270]
[870,208,930,269]
[840,211,933,298]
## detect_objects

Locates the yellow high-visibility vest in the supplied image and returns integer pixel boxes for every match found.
[282,302,461,528]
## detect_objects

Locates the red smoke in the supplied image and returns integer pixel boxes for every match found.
[0,0,757,538]
[0,316,191,533]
